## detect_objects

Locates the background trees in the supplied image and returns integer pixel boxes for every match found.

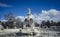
[56,21,60,26]
[41,21,46,27]
[41,20,60,28]
[45,20,51,28]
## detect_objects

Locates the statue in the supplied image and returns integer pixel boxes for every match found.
[28,8,31,14]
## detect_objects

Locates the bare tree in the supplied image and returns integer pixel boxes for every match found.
[4,13,15,28]
[4,13,15,22]
[16,18,23,28]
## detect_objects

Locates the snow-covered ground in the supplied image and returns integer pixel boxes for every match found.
[0,29,20,35]
[0,28,60,37]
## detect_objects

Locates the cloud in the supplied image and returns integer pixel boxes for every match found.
[16,9,60,24]
[0,3,12,7]
[40,9,60,22]
[1,20,8,22]
[33,9,60,24]
[16,16,25,22]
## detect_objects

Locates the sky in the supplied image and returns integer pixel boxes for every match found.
[0,0,60,23]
